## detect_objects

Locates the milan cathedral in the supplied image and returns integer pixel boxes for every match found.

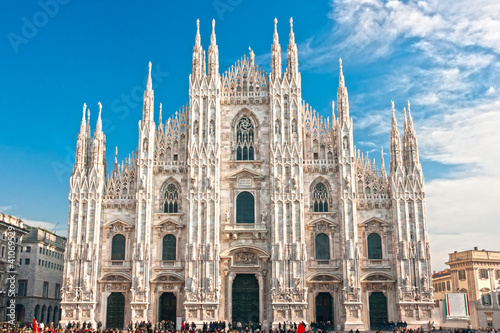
[60,18,434,330]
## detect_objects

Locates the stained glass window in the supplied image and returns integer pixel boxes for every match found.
[111,234,125,260]
[315,233,330,260]
[162,234,176,260]
[367,233,382,259]
[164,184,179,213]
[236,192,255,223]
[313,183,328,212]
[236,116,255,160]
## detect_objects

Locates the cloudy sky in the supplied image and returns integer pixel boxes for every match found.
[1,0,499,270]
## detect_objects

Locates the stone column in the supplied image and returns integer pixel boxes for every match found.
[228,273,235,325]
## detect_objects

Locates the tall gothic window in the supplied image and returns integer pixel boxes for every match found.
[313,183,329,212]
[236,116,255,161]
[163,183,179,213]
[111,234,125,260]
[367,233,382,259]
[236,191,255,223]
[162,234,176,260]
[315,233,330,260]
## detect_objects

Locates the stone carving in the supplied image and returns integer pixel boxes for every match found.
[84,274,90,291]
[67,275,74,291]
[225,210,230,223]
[234,252,257,264]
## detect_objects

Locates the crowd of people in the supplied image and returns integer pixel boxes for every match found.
[0,321,497,333]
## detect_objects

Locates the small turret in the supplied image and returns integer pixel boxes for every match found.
[389,101,403,176]
[270,18,282,81]
[337,58,350,123]
[207,19,219,79]
[285,17,299,80]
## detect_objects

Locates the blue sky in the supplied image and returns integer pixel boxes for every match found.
[1,0,499,270]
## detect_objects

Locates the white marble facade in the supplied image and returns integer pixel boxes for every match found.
[60,18,434,330]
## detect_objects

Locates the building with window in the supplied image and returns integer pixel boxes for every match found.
[0,212,28,321]
[60,18,434,330]
[17,226,66,325]
[441,248,500,329]
[432,269,451,301]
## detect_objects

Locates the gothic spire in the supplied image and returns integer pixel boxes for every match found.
[285,17,299,80]
[270,17,282,81]
[389,101,403,175]
[80,103,87,134]
[158,103,163,126]
[403,100,422,176]
[337,58,350,122]
[208,19,219,79]
[195,18,201,47]
[142,62,155,123]
[380,146,387,179]
[113,146,118,174]
[146,61,152,92]
[96,102,102,134]
[191,19,205,82]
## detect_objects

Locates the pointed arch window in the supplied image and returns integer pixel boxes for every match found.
[111,234,125,260]
[236,116,255,161]
[315,233,330,260]
[313,183,329,212]
[236,191,255,223]
[163,183,179,213]
[162,234,176,261]
[367,233,382,259]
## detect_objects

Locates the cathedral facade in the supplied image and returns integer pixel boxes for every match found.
[60,18,434,330]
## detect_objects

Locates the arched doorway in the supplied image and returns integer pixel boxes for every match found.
[315,292,333,324]
[41,305,46,324]
[47,306,52,324]
[106,292,125,329]
[159,292,177,322]
[15,304,25,322]
[369,292,388,330]
[53,306,59,324]
[232,274,259,326]
[34,305,40,322]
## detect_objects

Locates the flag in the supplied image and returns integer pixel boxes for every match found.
[33,318,39,333]
[296,323,305,333]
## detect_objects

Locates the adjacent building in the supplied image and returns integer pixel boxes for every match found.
[17,226,66,325]
[0,212,28,321]
[60,18,434,330]
[444,248,500,329]
[432,269,451,301]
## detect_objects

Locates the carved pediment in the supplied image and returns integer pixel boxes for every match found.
[362,273,394,282]
[359,217,391,230]
[227,168,265,181]
[220,245,270,259]
[103,219,134,232]
[307,273,342,283]
[152,274,184,283]
[155,218,184,231]
[99,273,131,283]
[308,218,338,231]
[480,287,491,292]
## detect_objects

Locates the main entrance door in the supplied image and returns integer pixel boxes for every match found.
[106,292,125,329]
[232,274,259,326]
[369,292,388,330]
[316,292,333,324]
[159,292,177,322]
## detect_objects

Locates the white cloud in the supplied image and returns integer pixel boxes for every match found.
[23,219,67,237]
[414,97,500,269]
[486,86,496,95]
[0,206,12,212]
